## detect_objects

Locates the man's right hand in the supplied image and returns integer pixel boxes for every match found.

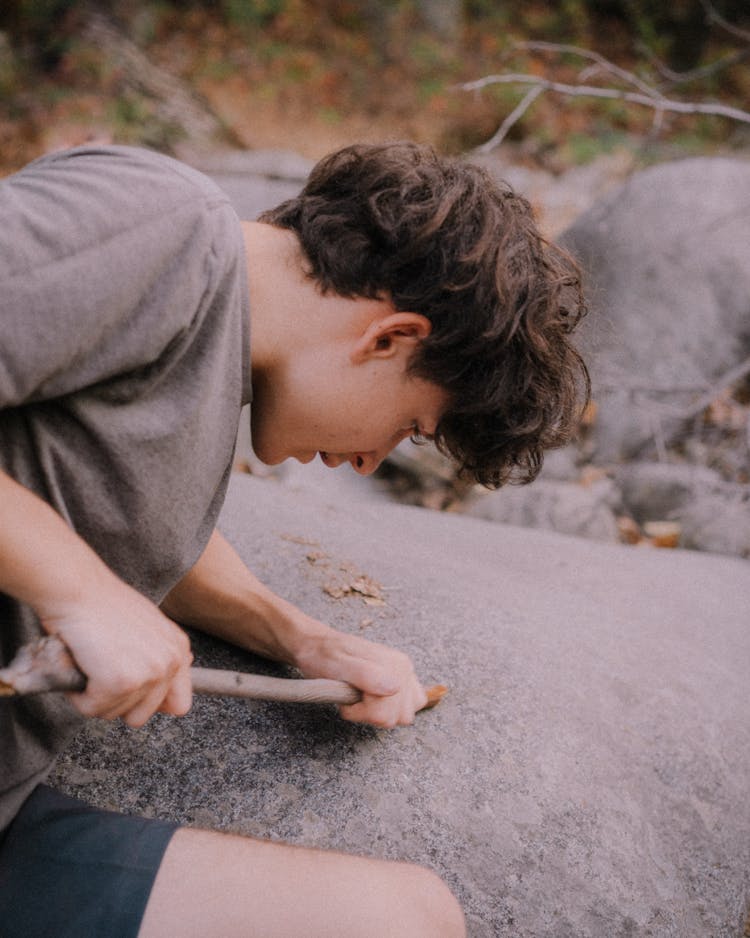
[42,577,194,727]
[0,468,193,727]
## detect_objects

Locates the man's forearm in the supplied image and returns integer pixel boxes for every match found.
[160,529,325,667]
[0,468,112,616]
[0,468,193,724]
[163,530,430,728]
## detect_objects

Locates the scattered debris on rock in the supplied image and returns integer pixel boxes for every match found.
[302,549,387,606]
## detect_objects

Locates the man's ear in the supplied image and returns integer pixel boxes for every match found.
[351,312,432,363]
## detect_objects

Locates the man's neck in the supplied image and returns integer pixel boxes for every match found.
[240,220,305,378]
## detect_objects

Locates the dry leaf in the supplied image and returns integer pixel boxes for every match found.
[643,520,681,549]
[349,576,383,599]
[320,568,386,605]
[323,584,347,599]
[579,465,608,487]
[617,515,642,545]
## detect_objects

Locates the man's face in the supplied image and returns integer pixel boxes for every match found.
[250,309,449,475]
[312,373,448,475]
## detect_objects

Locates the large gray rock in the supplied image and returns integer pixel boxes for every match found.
[193,149,308,220]
[463,476,621,543]
[51,474,750,937]
[561,157,750,462]
[616,461,750,558]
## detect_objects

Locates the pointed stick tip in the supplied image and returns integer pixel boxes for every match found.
[423,684,449,710]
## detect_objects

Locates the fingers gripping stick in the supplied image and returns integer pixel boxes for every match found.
[0,635,448,710]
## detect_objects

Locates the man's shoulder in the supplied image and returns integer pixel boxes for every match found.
[1,145,239,283]
[18,144,228,206]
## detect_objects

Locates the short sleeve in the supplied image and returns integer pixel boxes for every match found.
[0,146,238,408]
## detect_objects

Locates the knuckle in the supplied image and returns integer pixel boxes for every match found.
[139,663,164,687]
[124,712,148,729]
[108,673,138,696]
[175,629,192,658]
[393,651,414,676]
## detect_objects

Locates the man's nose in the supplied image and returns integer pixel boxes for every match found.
[349,452,380,475]
[350,431,411,476]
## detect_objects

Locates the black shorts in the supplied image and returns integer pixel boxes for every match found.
[0,784,178,938]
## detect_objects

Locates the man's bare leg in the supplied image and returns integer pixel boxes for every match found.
[138,827,466,938]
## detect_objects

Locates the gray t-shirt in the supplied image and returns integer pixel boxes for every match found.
[0,145,252,831]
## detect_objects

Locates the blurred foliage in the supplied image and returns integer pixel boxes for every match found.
[0,0,748,173]
[3,0,748,65]
[584,0,749,69]
[0,0,80,67]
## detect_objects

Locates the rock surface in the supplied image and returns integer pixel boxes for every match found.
[560,156,750,462]
[464,476,621,543]
[51,473,750,937]
[474,149,636,238]
[616,461,750,557]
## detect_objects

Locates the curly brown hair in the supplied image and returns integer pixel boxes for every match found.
[260,142,590,488]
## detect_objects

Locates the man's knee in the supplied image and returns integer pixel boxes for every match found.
[392,862,466,938]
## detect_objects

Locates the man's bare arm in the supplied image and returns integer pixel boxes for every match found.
[0,468,192,726]
[161,529,428,727]
[161,528,317,665]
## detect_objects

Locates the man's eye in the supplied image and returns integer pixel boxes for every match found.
[410,425,429,445]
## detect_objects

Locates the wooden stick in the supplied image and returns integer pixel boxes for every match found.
[0,636,87,696]
[0,635,447,710]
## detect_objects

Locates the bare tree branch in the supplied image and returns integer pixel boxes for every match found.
[699,0,750,43]
[461,72,750,118]
[638,42,750,89]
[515,41,665,100]
[475,85,545,153]
[460,34,750,152]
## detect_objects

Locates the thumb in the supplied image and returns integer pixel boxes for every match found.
[345,660,400,698]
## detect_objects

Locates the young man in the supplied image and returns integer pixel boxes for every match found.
[0,142,588,937]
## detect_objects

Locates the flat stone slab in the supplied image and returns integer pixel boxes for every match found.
[51,473,750,937]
